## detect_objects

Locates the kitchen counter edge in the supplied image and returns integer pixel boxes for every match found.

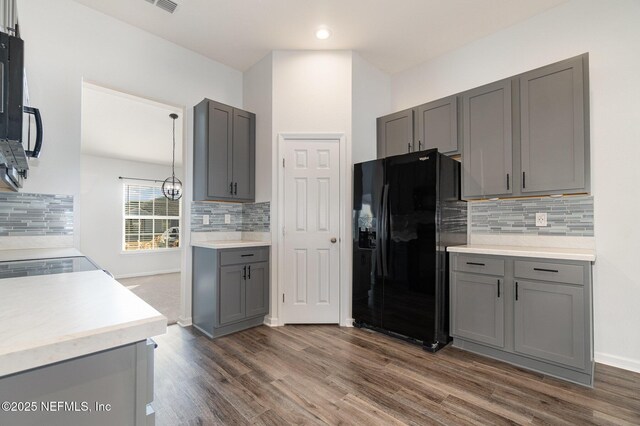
[447,244,596,262]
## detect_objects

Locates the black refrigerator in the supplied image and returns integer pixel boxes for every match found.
[352,149,467,351]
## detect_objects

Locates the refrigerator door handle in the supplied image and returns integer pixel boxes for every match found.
[381,184,389,278]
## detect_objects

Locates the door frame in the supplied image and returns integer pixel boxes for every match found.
[274,133,351,326]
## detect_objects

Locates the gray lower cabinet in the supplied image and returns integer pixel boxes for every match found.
[193,246,269,338]
[520,55,588,194]
[514,280,585,369]
[450,253,594,386]
[416,95,459,155]
[0,340,155,426]
[219,264,246,325]
[376,108,414,157]
[451,272,504,348]
[194,99,255,202]
[461,79,513,198]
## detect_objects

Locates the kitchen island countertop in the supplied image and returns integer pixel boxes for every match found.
[0,269,166,377]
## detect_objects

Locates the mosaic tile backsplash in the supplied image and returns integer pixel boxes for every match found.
[471,195,593,236]
[191,201,270,232]
[0,193,74,236]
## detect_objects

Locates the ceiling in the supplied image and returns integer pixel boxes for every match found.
[72,0,568,74]
[81,83,183,167]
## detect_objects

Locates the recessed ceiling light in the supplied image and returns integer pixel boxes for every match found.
[315,27,331,40]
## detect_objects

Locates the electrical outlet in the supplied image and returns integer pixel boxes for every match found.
[224,214,231,224]
[202,215,209,225]
[535,212,547,227]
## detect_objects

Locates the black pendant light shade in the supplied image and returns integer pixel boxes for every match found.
[163,113,183,201]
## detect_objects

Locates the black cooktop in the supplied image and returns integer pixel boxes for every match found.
[0,256,100,279]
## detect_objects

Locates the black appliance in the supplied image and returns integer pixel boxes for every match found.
[0,24,43,191]
[352,149,467,351]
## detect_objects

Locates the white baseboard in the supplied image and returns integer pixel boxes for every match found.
[177,317,192,327]
[115,269,181,279]
[595,352,640,373]
[263,316,279,327]
[343,318,355,327]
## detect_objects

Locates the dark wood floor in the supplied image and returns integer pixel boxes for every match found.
[153,324,640,425]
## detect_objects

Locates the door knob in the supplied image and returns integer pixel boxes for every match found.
[330,238,337,243]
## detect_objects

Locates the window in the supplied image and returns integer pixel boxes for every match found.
[123,184,181,251]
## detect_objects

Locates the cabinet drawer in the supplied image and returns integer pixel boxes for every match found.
[514,260,583,285]
[454,255,504,276]
[220,247,268,266]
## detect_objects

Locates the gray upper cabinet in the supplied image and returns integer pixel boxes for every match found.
[207,102,233,200]
[514,280,586,369]
[451,272,504,348]
[462,79,513,198]
[194,99,256,202]
[231,108,256,201]
[460,54,590,200]
[520,56,587,194]
[416,95,459,154]
[377,108,414,157]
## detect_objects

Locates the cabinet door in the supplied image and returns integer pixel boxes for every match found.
[416,95,458,154]
[451,272,504,348]
[514,280,585,369]
[232,108,256,202]
[377,108,414,157]
[218,265,246,325]
[208,101,234,200]
[520,56,586,193]
[462,80,513,199]
[245,261,269,318]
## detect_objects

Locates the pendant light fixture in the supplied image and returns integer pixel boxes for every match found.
[162,113,183,200]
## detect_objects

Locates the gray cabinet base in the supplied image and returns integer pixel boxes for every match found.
[453,338,594,387]
[193,315,265,339]
[0,340,154,426]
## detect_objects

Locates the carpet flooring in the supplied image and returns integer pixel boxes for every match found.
[119,273,181,325]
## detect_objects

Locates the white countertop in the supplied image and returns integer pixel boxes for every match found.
[191,240,271,249]
[0,270,167,377]
[0,247,84,262]
[447,244,596,262]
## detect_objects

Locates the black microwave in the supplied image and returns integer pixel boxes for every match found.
[0,27,42,191]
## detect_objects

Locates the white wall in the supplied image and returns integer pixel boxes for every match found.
[18,0,243,325]
[391,0,640,372]
[80,155,183,278]
[352,52,391,164]
[268,50,353,325]
[243,53,273,202]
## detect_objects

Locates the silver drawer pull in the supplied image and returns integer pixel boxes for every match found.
[466,262,485,266]
[534,268,558,273]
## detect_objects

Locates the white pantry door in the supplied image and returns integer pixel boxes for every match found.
[282,138,341,323]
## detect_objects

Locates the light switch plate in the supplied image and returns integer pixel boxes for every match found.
[224,214,231,224]
[535,212,547,227]
[202,215,209,225]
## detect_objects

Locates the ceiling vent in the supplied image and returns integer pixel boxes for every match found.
[143,0,178,14]
[155,0,178,14]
